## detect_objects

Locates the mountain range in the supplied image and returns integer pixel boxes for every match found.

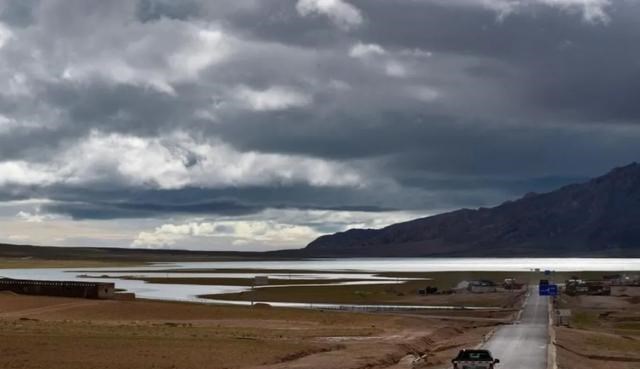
[3,164,640,259]
[301,163,640,257]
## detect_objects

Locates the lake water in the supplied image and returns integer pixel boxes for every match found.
[98,257,639,272]
[1,258,638,308]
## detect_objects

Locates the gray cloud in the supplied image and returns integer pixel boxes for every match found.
[1,0,639,249]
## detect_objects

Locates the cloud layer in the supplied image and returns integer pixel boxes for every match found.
[1,0,640,249]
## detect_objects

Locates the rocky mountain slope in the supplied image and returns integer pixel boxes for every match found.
[303,163,640,257]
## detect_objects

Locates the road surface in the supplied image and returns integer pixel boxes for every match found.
[483,286,549,369]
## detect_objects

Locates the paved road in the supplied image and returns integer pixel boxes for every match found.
[483,287,549,369]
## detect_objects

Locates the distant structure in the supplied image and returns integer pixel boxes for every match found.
[609,274,640,297]
[555,309,572,327]
[417,286,438,295]
[564,273,639,296]
[502,278,524,290]
[468,280,497,293]
[253,276,269,286]
[564,279,609,296]
[0,278,115,299]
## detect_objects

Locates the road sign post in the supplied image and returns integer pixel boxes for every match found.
[556,309,571,326]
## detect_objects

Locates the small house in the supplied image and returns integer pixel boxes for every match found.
[468,280,497,293]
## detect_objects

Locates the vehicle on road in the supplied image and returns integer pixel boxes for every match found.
[452,349,500,369]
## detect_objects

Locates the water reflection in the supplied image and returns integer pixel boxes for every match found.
[1,258,638,308]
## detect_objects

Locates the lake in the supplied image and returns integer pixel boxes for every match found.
[1,258,639,307]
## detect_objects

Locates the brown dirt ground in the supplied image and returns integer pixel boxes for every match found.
[555,295,640,369]
[0,294,499,369]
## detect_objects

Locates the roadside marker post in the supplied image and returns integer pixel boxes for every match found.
[250,276,269,307]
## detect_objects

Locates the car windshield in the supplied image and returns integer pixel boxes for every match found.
[457,350,493,361]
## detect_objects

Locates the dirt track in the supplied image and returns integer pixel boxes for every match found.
[0,293,499,369]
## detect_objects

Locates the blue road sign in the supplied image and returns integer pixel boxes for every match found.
[539,284,558,296]
[539,285,548,295]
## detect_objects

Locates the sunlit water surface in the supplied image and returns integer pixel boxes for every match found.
[1,258,638,308]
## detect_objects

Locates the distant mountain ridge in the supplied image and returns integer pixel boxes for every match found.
[302,163,640,257]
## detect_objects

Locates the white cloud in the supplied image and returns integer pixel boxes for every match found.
[296,0,363,30]
[0,216,139,247]
[60,133,195,189]
[0,161,56,186]
[349,43,410,78]
[257,208,426,231]
[131,208,426,250]
[537,0,611,23]
[231,85,312,111]
[349,43,386,58]
[0,22,12,49]
[385,61,408,78]
[168,28,230,80]
[132,220,320,248]
[0,114,11,133]
[0,131,363,190]
[400,48,433,58]
[428,0,611,23]
[8,234,29,241]
[411,86,440,102]
[61,21,232,94]
[327,79,351,91]
[3,73,31,97]
[0,114,46,134]
[479,0,520,20]
[16,209,58,223]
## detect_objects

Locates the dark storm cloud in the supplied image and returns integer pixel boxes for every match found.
[136,0,200,23]
[351,0,640,122]
[209,108,640,178]
[0,0,38,27]
[1,0,640,230]
[37,185,402,220]
[220,0,351,47]
[44,199,263,220]
[43,199,398,220]
[42,80,201,136]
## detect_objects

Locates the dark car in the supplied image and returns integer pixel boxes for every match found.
[452,349,500,369]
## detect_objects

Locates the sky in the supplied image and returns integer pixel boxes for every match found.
[1,0,640,251]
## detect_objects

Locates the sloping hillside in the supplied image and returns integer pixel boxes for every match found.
[303,163,640,257]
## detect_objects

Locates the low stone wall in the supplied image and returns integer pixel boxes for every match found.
[0,278,115,299]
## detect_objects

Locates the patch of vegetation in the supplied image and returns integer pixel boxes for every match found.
[200,279,519,307]
[117,277,364,286]
[572,311,600,330]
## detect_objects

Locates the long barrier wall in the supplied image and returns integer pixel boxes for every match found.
[0,278,115,299]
